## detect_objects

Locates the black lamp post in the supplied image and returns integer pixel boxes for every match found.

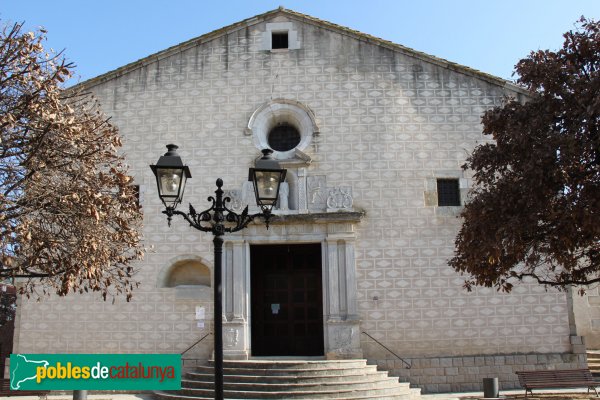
[150,144,286,400]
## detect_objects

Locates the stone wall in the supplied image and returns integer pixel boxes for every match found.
[572,288,600,349]
[369,336,587,393]
[381,351,586,393]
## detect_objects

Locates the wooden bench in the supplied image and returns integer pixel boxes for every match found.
[516,369,599,397]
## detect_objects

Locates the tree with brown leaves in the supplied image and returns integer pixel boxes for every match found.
[0,22,143,300]
[450,17,600,292]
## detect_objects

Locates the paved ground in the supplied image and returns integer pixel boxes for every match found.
[0,389,594,399]
[421,388,592,399]
[0,396,152,400]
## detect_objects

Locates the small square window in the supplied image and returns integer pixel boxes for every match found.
[272,32,288,49]
[437,179,461,206]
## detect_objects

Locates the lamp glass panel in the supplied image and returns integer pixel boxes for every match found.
[158,168,184,198]
[254,170,282,206]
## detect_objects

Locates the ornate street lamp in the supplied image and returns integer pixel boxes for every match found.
[150,145,286,400]
[149,144,191,210]
[249,150,287,218]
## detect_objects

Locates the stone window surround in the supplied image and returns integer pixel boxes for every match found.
[424,171,469,216]
[259,22,301,51]
[246,99,319,160]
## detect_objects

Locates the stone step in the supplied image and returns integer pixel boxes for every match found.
[188,365,379,377]
[586,352,600,375]
[156,384,413,399]
[183,371,391,384]
[157,359,420,400]
[207,359,369,369]
[410,388,422,399]
[156,392,413,400]
[177,377,409,393]
[586,351,600,380]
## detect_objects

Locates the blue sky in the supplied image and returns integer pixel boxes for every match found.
[2,0,598,85]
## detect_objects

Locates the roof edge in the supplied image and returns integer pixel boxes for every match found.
[70,7,529,97]
[69,8,282,91]
[279,8,528,96]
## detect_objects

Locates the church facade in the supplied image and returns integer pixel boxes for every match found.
[13,8,587,393]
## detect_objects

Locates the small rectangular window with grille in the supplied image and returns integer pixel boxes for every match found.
[437,179,461,206]
[272,32,288,49]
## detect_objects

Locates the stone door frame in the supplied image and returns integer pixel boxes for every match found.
[221,212,363,360]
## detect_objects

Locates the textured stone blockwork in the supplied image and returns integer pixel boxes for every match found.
[382,351,587,393]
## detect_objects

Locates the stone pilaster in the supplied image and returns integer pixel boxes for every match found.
[223,239,250,359]
[324,231,362,359]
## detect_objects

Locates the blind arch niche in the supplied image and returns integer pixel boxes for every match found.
[158,255,212,288]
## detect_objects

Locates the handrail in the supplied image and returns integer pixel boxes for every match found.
[361,331,411,369]
[181,332,212,357]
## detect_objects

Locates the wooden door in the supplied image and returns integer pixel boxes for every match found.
[250,244,324,356]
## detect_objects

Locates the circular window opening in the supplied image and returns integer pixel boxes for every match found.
[268,124,301,152]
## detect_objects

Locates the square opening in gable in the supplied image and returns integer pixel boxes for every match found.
[272,31,289,49]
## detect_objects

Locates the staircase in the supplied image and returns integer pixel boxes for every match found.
[155,359,420,399]
[588,351,600,377]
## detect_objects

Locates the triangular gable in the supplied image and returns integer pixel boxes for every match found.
[76,7,527,95]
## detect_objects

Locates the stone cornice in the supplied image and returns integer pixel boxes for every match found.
[266,211,365,225]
